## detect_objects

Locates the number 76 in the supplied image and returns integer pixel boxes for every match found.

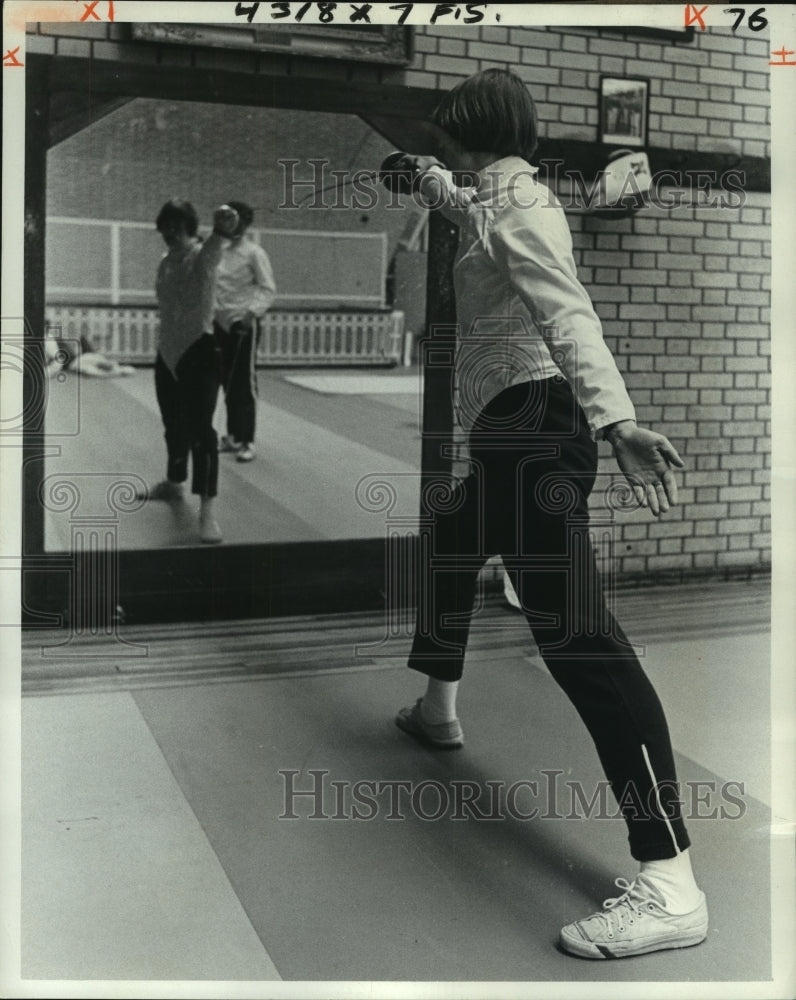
[724,7,768,31]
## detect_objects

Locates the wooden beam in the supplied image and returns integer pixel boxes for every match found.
[361,115,444,159]
[29,53,440,120]
[30,55,770,190]
[23,59,49,562]
[535,138,770,193]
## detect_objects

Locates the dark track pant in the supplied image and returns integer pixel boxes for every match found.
[215,320,260,445]
[154,335,220,497]
[409,377,690,861]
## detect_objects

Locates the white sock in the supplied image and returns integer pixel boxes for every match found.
[200,496,216,520]
[640,849,703,914]
[420,678,459,724]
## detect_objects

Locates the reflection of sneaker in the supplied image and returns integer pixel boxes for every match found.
[559,875,708,960]
[236,444,255,462]
[199,514,222,544]
[395,698,464,749]
[219,435,242,453]
[140,479,184,502]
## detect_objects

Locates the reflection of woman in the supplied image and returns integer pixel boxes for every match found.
[388,69,708,961]
[142,199,238,544]
[214,200,277,463]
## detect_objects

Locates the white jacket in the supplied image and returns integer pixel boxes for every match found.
[419,156,636,439]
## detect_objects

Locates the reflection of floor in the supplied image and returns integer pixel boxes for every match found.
[283,372,423,394]
[43,367,423,549]
[20,579,776,984]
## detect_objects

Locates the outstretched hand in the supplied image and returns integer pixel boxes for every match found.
[607,422,685,517]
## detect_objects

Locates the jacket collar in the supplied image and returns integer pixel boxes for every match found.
[474,156,539,203]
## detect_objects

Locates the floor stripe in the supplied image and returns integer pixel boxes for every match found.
[22,691,282,980]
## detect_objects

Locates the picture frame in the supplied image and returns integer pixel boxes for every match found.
[130,22,414,66]
[599,76,650,147]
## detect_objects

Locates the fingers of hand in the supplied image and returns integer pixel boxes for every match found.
[662,468,678,506]
[646,476,678,517]
[646,482,662,516]
[416,155,444,172]
[650,469,678,512]
[659,438,686,469]
[623,472,647,508]
[420,174,444,202]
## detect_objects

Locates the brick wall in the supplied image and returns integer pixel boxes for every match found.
[402,25,772,582]
[402,26,770,160]
[580,196,771,579]
[25,20,773,165]
[26,19,771,581]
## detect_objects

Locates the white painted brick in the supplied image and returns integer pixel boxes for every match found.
[24,34,55,54]
[742,72,769,91]
[439,38,466,56]
[55,38,92,57]
[424,54,479,75]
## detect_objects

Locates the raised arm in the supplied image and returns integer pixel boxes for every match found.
[380,153,482,231]
[196,205,240,274]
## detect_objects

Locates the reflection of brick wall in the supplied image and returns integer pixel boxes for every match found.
[27,19,771,580]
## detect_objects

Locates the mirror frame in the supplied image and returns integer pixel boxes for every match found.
[22,52,457,628]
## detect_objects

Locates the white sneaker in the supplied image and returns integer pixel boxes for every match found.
[236,444,255,462]
[199,514,222,544]
[219,435,242,453]
[559,875,708,960]
[139,479,184,502]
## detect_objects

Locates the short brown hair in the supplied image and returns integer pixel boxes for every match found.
[155,199,199,236]
[431,68,539,161]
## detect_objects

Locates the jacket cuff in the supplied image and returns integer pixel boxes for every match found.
[593,412,637,443]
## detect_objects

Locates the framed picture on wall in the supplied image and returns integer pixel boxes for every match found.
[130,23,413,66]
[599,76,650,147]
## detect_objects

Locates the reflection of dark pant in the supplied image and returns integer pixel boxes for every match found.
[154,335,220,497]
[409,378,690,861]
[215,320,260,444]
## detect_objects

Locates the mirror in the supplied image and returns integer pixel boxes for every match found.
[42,100,428,550]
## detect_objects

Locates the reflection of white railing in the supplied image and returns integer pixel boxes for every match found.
[45,305,405,367]
[46,217,388,308]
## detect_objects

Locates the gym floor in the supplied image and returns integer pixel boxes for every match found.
[18,577,777,989]
[42,366,425,550]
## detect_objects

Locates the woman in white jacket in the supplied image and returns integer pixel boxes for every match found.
[387,68,708,961]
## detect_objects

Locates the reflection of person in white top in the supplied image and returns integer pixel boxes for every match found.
[386,69,707,962]
[214,201,277,463]
[143,199,238,544]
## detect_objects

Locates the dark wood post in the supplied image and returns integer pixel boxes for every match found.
[23,60,49,559]
[419,210,459,510]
